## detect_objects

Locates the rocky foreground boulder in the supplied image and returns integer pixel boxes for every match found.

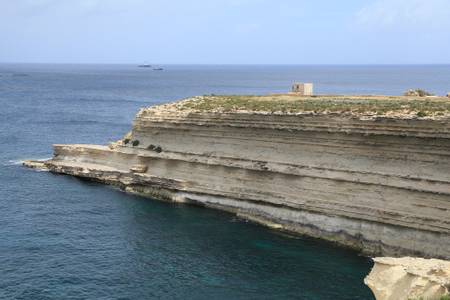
[365,257,450,300]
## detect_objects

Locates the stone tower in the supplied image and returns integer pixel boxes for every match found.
[292,83,314,96]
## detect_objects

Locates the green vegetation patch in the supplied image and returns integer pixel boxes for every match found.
[179,95,450,118]
[410,296,450,300]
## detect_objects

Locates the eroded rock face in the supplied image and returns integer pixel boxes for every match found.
[23,97,450,259]
[365,257,450,300]
[130,164,148,173]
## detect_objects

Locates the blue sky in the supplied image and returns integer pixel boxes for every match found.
[1,0,449,64]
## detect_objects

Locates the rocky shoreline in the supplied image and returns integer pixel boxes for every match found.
[24,95,450,260]
[23,94,450,299]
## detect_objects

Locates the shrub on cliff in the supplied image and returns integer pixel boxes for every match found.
[416,111,427,117]
[146,144,162,153]
[404,89,434,97]
[123,138,130,145]
[132,140,140,146]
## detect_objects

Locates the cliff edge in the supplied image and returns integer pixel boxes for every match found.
[24,94,450,259]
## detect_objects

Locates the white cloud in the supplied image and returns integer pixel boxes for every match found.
[356,0,450,29]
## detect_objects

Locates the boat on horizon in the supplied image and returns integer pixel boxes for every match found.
[153,67,164,71]
[138,63,152,68]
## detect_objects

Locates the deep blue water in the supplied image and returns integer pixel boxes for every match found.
[1,64,449,299]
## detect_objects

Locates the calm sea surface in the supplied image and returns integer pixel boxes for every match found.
[2,64,450,299]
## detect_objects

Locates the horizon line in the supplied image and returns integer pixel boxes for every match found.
[1,62,450,66]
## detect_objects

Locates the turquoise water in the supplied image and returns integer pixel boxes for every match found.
[3,64,449,299]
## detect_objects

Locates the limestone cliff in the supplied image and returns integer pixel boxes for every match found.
[24,95,450,259]
[365,257,450,300]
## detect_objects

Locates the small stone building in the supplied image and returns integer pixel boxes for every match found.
[292,83,314,96]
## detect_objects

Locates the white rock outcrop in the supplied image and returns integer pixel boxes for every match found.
[365,257,450,300]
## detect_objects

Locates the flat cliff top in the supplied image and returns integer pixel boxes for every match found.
[149,94,450,119]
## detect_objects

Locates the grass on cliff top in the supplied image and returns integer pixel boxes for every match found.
[178,95,450,117]
[410,296,450,300]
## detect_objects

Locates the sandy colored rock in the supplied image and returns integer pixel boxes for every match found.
[23,95,450,259]
[130,164,148,173]
[22,160,49,171]
[365,257,450,300]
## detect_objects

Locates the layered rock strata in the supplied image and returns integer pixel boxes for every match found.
[24,96,450,259]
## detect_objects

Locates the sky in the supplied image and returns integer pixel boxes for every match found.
[1,0,450,64]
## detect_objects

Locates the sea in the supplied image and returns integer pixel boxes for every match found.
[1,64,450,300]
